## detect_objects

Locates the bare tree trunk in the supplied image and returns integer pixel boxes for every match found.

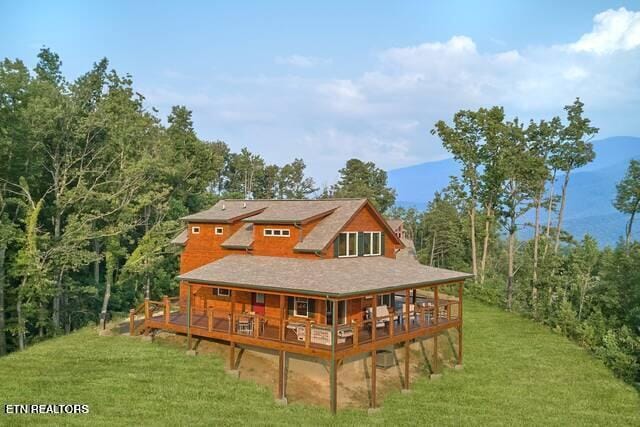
[470,203,478,279]
[17,281,25,351]
[429,232,436,266]
[554,171,571,253]
[507,227,515,311]
[99,267,113,330]
[543,169,556,259]
[52,212,62,330]
[480,204,492,285]
[625,207,637,250]
[0,245,6,356]
[93,239,100,288]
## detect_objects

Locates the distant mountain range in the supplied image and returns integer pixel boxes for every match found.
[388,136,640,246]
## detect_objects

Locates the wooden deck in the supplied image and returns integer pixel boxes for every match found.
[142,296,460,359]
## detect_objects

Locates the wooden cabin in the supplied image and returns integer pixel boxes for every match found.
[134,198,471,412]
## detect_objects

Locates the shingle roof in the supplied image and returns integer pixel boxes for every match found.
[178,255,471,297]
[221,223,254,249]
[180,198,403,253]
[171,229,188,245]
[293,199,366,252]
[242,201,338,224]
[386,218,403,231]
[181,201,269,223]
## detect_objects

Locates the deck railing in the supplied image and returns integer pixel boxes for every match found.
[142,297,460,352]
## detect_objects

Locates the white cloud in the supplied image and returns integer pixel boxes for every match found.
[145,9,640,184]
[568,7,640,54]
[275,54,331,68]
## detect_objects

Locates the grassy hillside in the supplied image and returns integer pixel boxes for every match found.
[0,300,638,426]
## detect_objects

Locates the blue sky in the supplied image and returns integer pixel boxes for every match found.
[2,1,639,185]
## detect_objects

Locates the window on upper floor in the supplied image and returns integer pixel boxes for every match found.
[215,227,224,235]
[264,228,291,237]
[363,231,382,256]
[217,288,230,297]
[337,232,358,257]
[191,226,200,234]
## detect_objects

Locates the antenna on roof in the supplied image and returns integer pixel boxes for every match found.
[243,202,247,209]
[222,203,226,211]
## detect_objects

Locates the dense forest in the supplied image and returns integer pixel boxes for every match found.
[1,50,638,388]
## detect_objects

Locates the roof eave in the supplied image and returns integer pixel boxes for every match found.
[177,274,472,299]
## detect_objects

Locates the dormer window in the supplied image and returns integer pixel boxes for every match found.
[191,226,200,234]
[363,231,382,256]
[215,227,224,235]
[337,232,357,257]
[264,228,290,237]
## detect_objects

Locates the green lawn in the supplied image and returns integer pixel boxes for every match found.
[0,299,638,426]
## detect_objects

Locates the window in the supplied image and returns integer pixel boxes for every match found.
[294,297,308,317]
[377,294,392,307]
[191,226,200,234]
[217,288,230,297]
[325,300,348,325]
[215,227,224,235]
[363,232,382,256]
[338,232,358,257]
[264,228,291,237]
[255,293,265,304]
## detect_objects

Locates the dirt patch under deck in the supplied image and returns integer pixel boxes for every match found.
[153,331,460,410]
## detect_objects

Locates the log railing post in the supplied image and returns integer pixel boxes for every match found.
[434,286,439,325]
[144,298,150,320]
[405,289,410,333]
[280,295,286,342]
[305,319,311,348]
[129,309,135,335]
[254,315,260,338]
[163,295,170,324]
[208,308,213,332]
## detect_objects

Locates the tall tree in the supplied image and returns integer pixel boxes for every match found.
[329,159,396,212]
[528,117,561,290]
[553,98,598,253]
[433,111,483,279]
[498,119,546,310]
[278,158,317,199]
[614,159,640,247]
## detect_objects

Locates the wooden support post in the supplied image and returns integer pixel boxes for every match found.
[144,298,150,320]
[305,319,311,348]
[229,341,235,370]
[129,309,135,335]
[371,350,377,408]
[208,308,213,332]
[405,289,410,333]
[434,286,439,325]
[230,290,236,335]
[278,350,285,400]
[372,294,377,342]
[280,295,286,341]
[458,282,464,365]
[433,333,438,374]
[354,321,359,348]
[186,285,192,351]
[254,315,260,338]
[389,314,394,337]
[404,340,410,389]
[163,295,170,324]
[412,289,417,304]
[330,299,338,414]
